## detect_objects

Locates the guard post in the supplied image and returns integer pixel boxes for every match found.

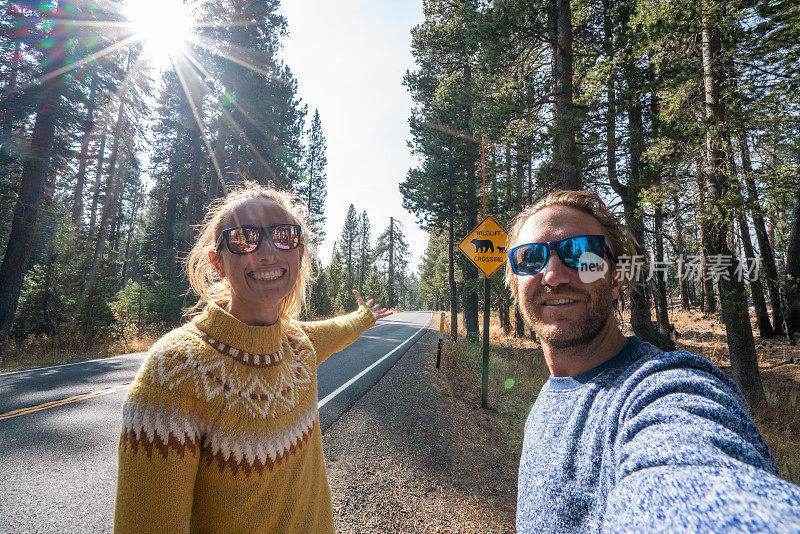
[436,311,445,368]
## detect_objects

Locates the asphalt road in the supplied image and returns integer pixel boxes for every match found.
[0,310,432,533]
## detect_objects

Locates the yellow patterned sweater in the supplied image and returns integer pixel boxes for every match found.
[113,302,376,533]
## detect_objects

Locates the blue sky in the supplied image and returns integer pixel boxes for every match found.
[276,0,427,273]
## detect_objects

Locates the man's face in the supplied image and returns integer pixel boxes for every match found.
[515,206,620,349]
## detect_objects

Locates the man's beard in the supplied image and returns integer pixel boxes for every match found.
[521,279,615,349]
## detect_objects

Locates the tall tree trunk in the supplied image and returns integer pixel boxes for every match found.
[650,91,670,336]
[739,133,784,333]
[786,167,800,333]
[462,64,479,342]
[549,0,580,189]
[120,187,140,284]
[514,305,525,338]
[725,132,772,338]
[696,157,717,313]
[0,24,70,338]
[87,127,107,243]
[737,210,772,337]
[654,205,671,335]
[674,197,691,309]
[388,217,395,308]
[701,15,765,406]
[210,118,227,200]
[604,0,617,199]
[0,40,21,164]
[612,59,675,351]
[499,291,511,335]
[72,71,98,225]
[84,99,125,286]
[448,214,458,341]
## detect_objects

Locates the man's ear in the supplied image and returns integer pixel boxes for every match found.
[209,250,225,278]
[610,266,621,301]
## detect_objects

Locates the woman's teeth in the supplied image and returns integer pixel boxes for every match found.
[250,270,283,281]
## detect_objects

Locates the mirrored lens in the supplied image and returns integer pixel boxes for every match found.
[226,227,260,254]
[513,243,547,274]
[558,236,604,269]
[270,224,301,250]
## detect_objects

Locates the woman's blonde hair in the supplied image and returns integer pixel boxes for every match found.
[185,181,314,320]
[503,190,639,314]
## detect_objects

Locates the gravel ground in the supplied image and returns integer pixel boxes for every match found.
[323,329,517,533]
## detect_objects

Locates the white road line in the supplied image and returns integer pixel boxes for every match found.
[0,352,147,377]
[370,311,422,328]
[318,311,433,409]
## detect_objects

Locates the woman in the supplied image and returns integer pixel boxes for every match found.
[114,182,390,533]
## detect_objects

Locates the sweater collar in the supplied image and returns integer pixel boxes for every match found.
[546,336,643,391]
[192,300,283,355]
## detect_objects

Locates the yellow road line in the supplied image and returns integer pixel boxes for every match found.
[0,384,130,421]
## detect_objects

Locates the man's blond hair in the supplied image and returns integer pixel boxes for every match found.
[503,190,638,313]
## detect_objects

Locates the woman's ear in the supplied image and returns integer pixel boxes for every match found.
[208,250,225,278]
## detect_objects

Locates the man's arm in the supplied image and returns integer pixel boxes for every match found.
[604,356,800,532]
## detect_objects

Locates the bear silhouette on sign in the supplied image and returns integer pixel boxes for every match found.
[470,238,494,254]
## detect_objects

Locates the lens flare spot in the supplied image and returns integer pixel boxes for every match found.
[124,0,196,66]
[504,378,515,389]
[223,91,237,105]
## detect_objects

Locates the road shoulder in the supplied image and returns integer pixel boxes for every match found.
[322,329,517,533]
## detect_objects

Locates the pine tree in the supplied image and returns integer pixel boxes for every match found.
[375,219,409,309]
[356,211,371,291]
[331,205,360,311]
[296,109,327,248]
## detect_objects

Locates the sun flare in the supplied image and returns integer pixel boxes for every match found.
[124,0,196,64]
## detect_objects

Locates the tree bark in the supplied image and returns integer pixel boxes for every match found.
[604,0,616,200]
[739,133,784,333]
[72,71,98,225]
[462,64,479,342]
[120,187,141,284]
[737,210,772,337]
[549,0,580,189]
[701,16,765,406]
[210,118,227,200]
[388,217,395,308]
[0,23,70,338]
[696,157,717,313]
[448,213,458,341]
[785,168,800,333]
[673,197,691,309]
[514,305,525,338]
[611,56,675,351]
[85,98,125,285]
[653,205,671,336]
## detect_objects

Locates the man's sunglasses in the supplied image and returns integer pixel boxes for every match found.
[508,235,616,276]
[217,224,302,255]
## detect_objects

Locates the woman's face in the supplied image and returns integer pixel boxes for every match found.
[209,197,304,325]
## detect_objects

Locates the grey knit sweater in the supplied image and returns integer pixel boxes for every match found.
[516,337,800,533]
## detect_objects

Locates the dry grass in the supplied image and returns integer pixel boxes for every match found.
[0,331,160,371]
[438,309,800,486]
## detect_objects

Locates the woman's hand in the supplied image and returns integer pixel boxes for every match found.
[352,290,392,319]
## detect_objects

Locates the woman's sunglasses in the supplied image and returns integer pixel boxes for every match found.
[508,235,616,276]
[217,224,302,255]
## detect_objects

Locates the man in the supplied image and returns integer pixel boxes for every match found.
[504,190,800,533]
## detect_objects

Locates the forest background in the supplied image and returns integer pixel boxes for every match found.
[0,0,799,416]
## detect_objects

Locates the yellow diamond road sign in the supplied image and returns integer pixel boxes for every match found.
[457,215,508,278]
